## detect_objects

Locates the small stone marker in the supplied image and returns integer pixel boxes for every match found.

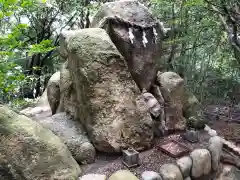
[182,129,199,143]
[122,148,139,168]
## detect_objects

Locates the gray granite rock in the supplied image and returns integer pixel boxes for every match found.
[34,112,96,164]
[141,171,162,180]
[190,149,211,178]
[182,130,199,143]
[159,164,183,180]
[176,156,192,178]
[216,165,240,180]
[108,170,139,180]
[208,136,223,171]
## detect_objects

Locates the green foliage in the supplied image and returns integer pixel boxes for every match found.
[151,0,240,104]
[0,0,56,105]
[0,0,239,108]
[0,62,25,102]
[28,40,56,55]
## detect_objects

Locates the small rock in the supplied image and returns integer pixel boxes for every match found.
[109,170,139,180]
[184,177,191,180]
[204,125,217,136]
[159,163,183,180]
[141,171,162,180]
[217,165,240,180]
[190,149,211,178]
[182,129,199,143]
[79,174,107,180]
[208,136,223,171]
[176,156,192,178]
[209,129,217,136]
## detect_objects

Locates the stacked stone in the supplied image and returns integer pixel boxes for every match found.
[79,135,223,180]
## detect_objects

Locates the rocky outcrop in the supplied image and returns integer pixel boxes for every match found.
[0,105,81,180]
[58,28,153,152]
[91,0,164,91]
[34,112,96,164]
[42,0,202,154]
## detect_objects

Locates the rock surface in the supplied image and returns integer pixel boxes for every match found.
[59,28,153,152]
[159,163,183,180]
[0,105,81,180]
[91,0,164,91]
[216,165,240,180]
[157,71,186,130]
[208,136,223,171]
[182,130,199,143]
[47,71,61,115]
[141,171,162,180]
[79,174,107,180]
[190,149,211,178]
[34,112,96,164]
[109,170,139,180]
[176,156,192,178]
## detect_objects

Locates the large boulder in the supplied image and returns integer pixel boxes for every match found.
[33,112,96,164]
[0,105,81,180]
[59,28,153,152]
[91,0,165,91]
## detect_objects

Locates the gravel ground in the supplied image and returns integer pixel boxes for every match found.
[80,116,240,179]
[80,131,212,178]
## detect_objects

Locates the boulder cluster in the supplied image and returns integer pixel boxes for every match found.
[0,1,205,179]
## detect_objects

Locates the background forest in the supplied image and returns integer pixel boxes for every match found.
[0,0,239,109]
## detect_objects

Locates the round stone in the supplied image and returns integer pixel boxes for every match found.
[176,156,192,178]
[190,149,211,178]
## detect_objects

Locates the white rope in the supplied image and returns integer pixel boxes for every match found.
[142,30,148,47]
[128,27,134,44]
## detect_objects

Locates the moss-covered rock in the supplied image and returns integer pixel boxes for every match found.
[60,28,153,153]
[0,105,81,180]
